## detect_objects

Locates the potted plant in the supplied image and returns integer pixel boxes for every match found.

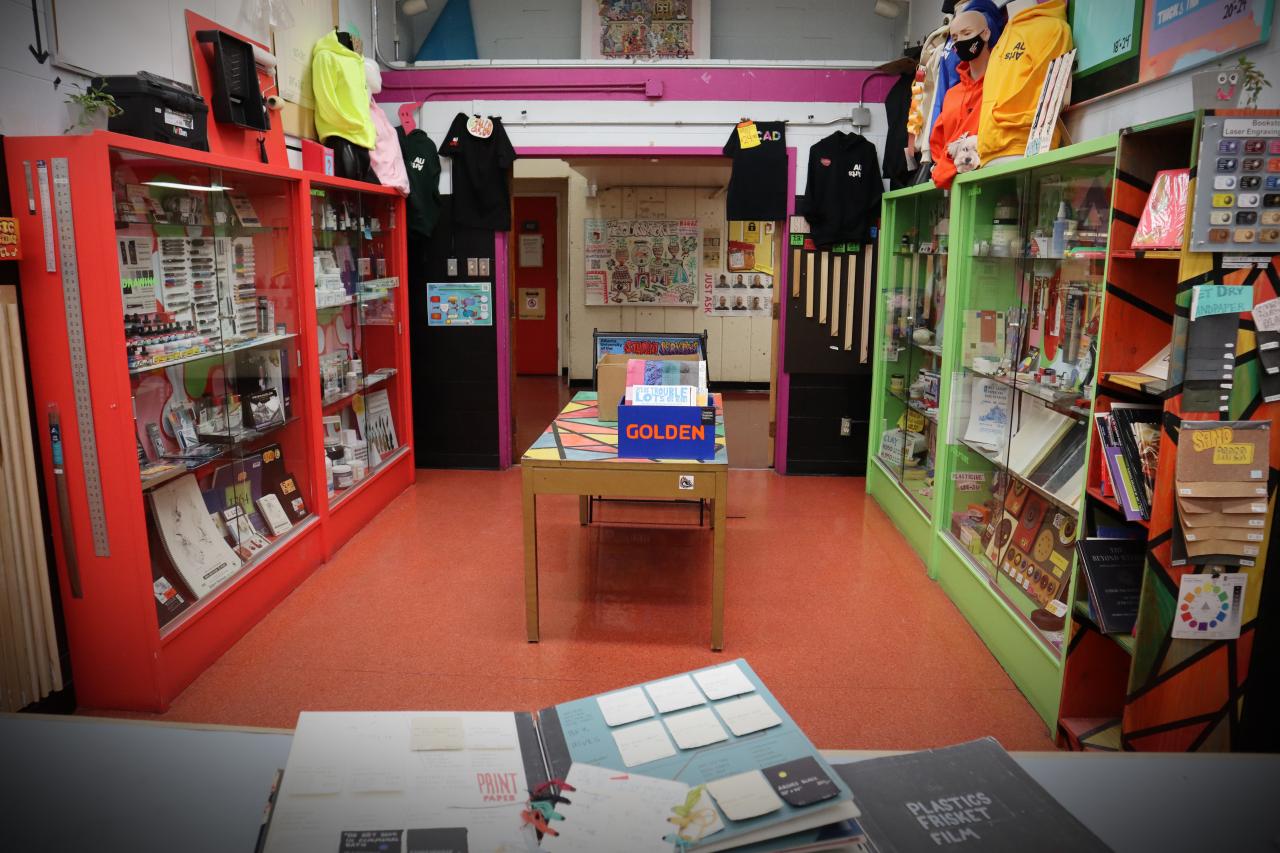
[64,80,122,134]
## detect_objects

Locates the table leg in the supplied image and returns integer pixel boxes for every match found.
[711,471,727,651]
[523,469,540,642]
[579,494,590,525]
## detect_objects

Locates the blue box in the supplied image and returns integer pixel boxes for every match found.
[617,400,717,460]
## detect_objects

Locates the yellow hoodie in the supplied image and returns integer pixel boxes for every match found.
[978,0,1072,163]
[311,32,375,149]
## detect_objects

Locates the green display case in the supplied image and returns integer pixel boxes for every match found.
[867,182,952,564]
[933,136,1119,726]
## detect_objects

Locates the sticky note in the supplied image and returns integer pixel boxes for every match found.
[1191,284,1253,320]
[693,663,755,700]
[612,720,677,767]
[597,687,655,727]
[1253,297,1280,332]
[644,674,706,713]
[662,708,729,750]
[736,121,761,149]
[410,716,465,751]
[713,694,783,737]
[706,771,784,821]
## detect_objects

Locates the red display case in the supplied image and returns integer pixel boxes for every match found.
[3,132,411,710]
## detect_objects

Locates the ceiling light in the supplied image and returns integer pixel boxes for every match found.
[142,181,233,192]
[874,0,901,18]
[401,0,429,15]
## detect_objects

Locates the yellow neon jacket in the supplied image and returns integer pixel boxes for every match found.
[977,0,1072,163]
[311,32,375,148]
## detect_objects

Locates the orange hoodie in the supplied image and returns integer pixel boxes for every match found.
[978,0,1072,163]
[929,62,983,191]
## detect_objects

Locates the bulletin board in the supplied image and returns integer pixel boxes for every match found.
[584,218,701,307]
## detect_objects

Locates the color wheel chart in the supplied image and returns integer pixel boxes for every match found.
[1179,579,1236,632]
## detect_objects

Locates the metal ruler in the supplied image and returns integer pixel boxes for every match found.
[50,157,110,557]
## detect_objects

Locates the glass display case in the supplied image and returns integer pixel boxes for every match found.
[112,148,317,632]
[939,147,1115,656]
[870,183,950,532]
[308,182,409,508]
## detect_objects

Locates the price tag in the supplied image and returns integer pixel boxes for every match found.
[736,120,761,149]
[467,116,494,138]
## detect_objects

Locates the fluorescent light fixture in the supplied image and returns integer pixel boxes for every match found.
[401,0,429,14]
[142,181,233,192]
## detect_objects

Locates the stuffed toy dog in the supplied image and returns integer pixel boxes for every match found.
[948,133,981,174]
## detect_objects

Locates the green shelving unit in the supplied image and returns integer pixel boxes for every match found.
[867,181,951,566]
[868,136,1122,729]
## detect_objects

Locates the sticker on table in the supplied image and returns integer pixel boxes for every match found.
[705,770,784,821]
[678,475,696,491]
[693,663,755,700]
[612,719,677,767]
[644,674,705,713]
[597,687,655,727]
[762,756,839,807]
[341,829,403,852]
[662,707,729,750]
[713,694,783,737]
[1172,573,1246,640]
[410,715,465,750]
[669,786,725,844]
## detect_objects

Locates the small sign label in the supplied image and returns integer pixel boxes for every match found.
[0,217,20,260]
[736,120,760,149]
[1222,118,1280,138]
[163,108,193,129]
[678,475,695,490]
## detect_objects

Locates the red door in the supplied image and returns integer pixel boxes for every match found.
[513,197,559,375]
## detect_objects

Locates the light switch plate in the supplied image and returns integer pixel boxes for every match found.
[478,257,490,276]
[447,258,458,276]
[467,257,479,276]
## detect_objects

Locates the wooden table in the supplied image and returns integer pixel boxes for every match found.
[521,392,730,649]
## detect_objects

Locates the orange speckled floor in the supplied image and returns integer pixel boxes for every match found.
[95,469,1055,750]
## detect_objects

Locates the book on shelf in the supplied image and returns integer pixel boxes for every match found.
[262,661,860,853]
[1105,343,1171,390]
[832,737,1110,853]
[1110,404,1161,519]
[1027,419,1087,506]
[1076,538,1144,635]
[1006,395,1074,478]
[1130,169,1189,250]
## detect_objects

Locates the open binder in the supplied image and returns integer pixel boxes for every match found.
[263,660,859,852]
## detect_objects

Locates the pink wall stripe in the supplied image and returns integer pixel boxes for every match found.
[378,66,898,105]
[495,231,513,469]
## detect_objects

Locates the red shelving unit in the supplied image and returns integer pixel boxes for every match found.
[3,132,412,710]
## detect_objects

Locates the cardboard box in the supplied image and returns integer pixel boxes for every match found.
[596,353,702,422]
[617,402,717,460]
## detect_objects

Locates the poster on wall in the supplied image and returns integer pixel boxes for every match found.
[1139,0,1274,83]
[427,282,493,326]
[594,331,705,363]
[1071,0,1141,79]
[705,270,773,316]
[580,0,710,59]
[584,218,701,306]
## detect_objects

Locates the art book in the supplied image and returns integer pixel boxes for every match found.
[263,661,857,853]
[833,738,1111,853]
[1076,538,1144,635]
[149,474,243,599]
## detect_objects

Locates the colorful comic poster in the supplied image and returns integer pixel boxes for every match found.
[598,0,694,59]
[1139,0,1274,82]
[584,218,700,306]
[427,282,493,326]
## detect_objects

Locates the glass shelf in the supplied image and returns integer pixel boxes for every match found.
[128,332,296,375]
[954,435,1081,517]
[963,365,1091,420]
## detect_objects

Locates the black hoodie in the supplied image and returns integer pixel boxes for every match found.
[803,131,883,246]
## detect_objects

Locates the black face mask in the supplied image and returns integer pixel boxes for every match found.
[953,33,986,60]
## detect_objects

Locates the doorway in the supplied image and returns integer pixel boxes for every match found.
[513,196,559,375]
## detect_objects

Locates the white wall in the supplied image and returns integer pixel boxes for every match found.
[0,0,374,145]
[710,0,906,62]
[514,160,772,383]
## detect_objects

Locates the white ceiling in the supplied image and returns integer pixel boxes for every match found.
[566,157,731,191]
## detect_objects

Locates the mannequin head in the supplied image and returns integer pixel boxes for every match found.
[364,57,382,96]
[950,10,992,75]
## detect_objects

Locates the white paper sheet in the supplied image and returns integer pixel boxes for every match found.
[598,687,656,727]
[705,770,784,821]
[410,716,464,751]
[542,764,688,853]
[612,720,677,767]
[662,707,729,750]
[285,767,342,796]
[643,674,706,713]
[693,663,755,700]
[963,377,1013,451]
[713,695,783,737]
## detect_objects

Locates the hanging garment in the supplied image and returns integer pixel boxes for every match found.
[929,61,984,191]
[398,127,442,239]
[310,31,375,148]
[439,113,517,230]
[978,0,1072,164]
[368,103,410,195]
[803,131,883,246]
[723,121,789,221]
[882,72,915,190]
